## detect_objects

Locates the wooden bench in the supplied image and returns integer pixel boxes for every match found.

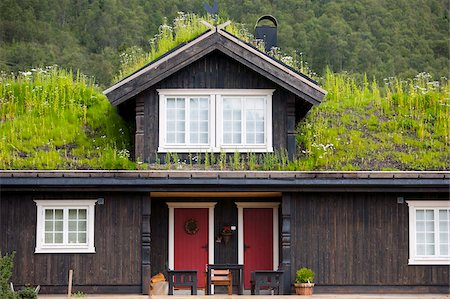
[250,270,284,295]
[167,270,198,295]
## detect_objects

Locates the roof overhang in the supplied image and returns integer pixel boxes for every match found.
[104,26,327,107]
[1,171,449,193]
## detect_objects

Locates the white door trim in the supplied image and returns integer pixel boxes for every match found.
[235,202,280,271]
[167,202,217,270]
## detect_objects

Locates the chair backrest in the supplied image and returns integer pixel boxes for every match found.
[211,269,231,281]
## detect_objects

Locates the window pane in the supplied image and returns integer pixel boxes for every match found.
[167,98,176,108]
[223,98,242,145]
[256,121,264,132]
[68,232,77,243]
[45,233,53,243]
[54,233,63,244]
[166,98,185,144]
[417,232,425,243]
[79,221,87,231]
[45,221,53,231]
[190,133,198,143]
[440,233,449,244]
[78,233,87,243]
[426,221,434,232]
[440,221,449,232]
[416,221,425,232]
[426,210,434,220]
[256,133,264,144]
[439,210,449,220]
[426,233,434,243]
[440,244,449,256]
[54,209,63,220]
[200,121,208,132]
[167,132,175,143]
[417,244,425,255]
[45,210,53,220]
[200,133,208,143]
[426,244,435,255]
[416,210,425,220]
[223,133,232,144]
[69,220,77,231]
[69,209,77,219]
[246,133,254,144]
[54,220,63,231]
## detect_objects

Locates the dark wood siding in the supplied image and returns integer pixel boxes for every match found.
[290,192,449,290]
[138,50,308,162]
[0,192,142,293]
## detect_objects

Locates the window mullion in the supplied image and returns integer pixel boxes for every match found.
[63,208,68,246]
[241,98,245,146]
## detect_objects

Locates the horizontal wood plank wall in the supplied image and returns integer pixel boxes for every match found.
[141,50,299,162]
[0,192,142,293]
[290,192,449,290]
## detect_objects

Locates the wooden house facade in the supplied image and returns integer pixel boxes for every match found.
[0,25,449,295]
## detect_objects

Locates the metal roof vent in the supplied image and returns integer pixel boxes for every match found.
[255,15,278,52]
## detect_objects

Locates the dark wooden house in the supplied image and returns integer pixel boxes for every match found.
[1,24,449,295]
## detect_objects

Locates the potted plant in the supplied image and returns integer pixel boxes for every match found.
[294,267,315,295]
[221,225,233,244]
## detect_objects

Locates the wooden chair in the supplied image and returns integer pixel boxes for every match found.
[210,269,233,295]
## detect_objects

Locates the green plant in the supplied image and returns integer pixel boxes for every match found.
[219,150,227,170]
[72,291,86,297]
[295,267,315,284]
[16,288,37,299]
[0,251,16,299]
[232,151,241,170]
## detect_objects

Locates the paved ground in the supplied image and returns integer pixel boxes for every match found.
[39,294,450,299]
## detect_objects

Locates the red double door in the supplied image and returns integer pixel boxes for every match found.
[173,207,273,289]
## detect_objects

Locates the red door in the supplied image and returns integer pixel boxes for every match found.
[174,208,208,288]
[243,208,273,288]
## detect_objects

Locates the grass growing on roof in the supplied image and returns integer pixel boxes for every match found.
[113,12,251,83]
[0,67,134,169]
[294,71,450,170]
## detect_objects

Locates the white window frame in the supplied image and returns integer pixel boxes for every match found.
[34,200,96,253]
[406,200,450,265]
[158,89,274,153]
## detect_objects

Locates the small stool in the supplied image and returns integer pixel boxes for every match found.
[167,270,198,295]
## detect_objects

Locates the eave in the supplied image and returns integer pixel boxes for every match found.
[1,171,449,194]
[104,26,326,107]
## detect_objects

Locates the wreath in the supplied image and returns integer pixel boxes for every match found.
[184,218,199,235]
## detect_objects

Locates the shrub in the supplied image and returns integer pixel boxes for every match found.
[16,288,37,299]
[0,251,17,299]
[295,267,315,283]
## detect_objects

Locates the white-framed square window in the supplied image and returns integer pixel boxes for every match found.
[158,89,273,153]
[406,200,450,265]
[34,200,96,253]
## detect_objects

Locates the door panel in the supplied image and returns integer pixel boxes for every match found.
[174,208,208,288]
[243,208,273,288]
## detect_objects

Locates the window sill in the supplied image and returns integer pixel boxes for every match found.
[158,146,274,153]
[35,247,96,254]
[408,258,450,265]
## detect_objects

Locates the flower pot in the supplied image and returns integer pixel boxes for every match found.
[294,283,314,295]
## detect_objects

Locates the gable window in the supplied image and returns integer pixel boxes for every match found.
[158,89,273,152]
[34,200,96,253]
[407,200,450,265]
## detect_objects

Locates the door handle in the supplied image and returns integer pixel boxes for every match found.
[244,244,250,251]
[201,244,208,251]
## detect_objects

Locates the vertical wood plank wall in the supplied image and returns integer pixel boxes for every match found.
[290,192,449,292]
[0,192,142,293]
[138,50,306,162]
